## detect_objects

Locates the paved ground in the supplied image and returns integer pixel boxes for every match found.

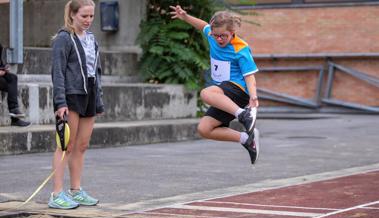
[132,169,379,218]
[0,114,378,217]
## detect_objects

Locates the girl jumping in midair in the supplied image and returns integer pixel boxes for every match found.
[170,5,260,165]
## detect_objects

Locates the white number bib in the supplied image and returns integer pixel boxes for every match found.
[211,57,231,83]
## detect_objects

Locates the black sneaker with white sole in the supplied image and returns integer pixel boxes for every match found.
[241,128,260,165]
[237,107,257,133]
[11,117,31,127]
[9,108,25,118]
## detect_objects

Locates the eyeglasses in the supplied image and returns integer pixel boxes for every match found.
[210,33,230,40]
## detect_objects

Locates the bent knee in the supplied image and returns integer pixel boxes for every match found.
[200,86,223,102]
[9,73,18,81]
[197,123,211,139]
[199,89,209,102]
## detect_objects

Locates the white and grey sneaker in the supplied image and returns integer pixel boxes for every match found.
[237,107,257,133]
[9,108,25,118]
[241,128,260,165]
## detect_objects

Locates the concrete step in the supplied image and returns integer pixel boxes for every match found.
[0,118,200,155]
[0,80,197,125]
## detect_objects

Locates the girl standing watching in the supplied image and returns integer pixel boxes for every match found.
[50,0,104,209]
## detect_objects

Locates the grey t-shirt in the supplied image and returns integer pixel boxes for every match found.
[79,32,96,77]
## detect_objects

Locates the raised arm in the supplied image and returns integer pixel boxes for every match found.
[169,5,208,31]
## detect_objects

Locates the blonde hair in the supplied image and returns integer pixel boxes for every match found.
[64,0,95,34]
[209,11,242,33]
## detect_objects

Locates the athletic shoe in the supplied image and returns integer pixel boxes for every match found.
[241,128,260,165]
[237,107,257,133]
[48,191,79,209]
[11,117,31,127]
[67,188,99,206]
[9,108,25,118]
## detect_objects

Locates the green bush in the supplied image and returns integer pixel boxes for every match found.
[137,0,220,90]
[137,1,257,116]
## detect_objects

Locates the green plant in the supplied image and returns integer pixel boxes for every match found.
[137,0,219,90]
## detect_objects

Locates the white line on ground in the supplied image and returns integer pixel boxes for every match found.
[102,163,379,213]
[362,207,379,210]
[315,200,379,218]
[170,204,322,217]
[207,201,338,211]
[141,211,230,218]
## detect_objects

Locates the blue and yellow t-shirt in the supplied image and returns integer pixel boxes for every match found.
[203,24,258,93]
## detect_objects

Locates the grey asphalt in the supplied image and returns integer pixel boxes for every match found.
[0,114,378,212]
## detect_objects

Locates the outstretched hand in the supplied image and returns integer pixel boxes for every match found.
[169,5,187,20]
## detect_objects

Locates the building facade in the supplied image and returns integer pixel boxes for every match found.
[235,0,379,112]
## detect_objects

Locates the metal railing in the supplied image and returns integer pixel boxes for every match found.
[322,62,379,113]
[257,62,379,113]
[257,66,325,108]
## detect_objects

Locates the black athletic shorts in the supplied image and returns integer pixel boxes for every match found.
[66,77,97,117]
[205,81,249,127]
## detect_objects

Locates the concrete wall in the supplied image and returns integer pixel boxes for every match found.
[0,0,146,52]
[0,82,197,125]
[0,0,146,77]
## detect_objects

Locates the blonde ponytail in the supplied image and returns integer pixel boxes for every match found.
[64,0,75,34]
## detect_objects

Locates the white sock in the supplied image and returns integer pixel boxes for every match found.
[234,108,244,118]
[240,132,249,144]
